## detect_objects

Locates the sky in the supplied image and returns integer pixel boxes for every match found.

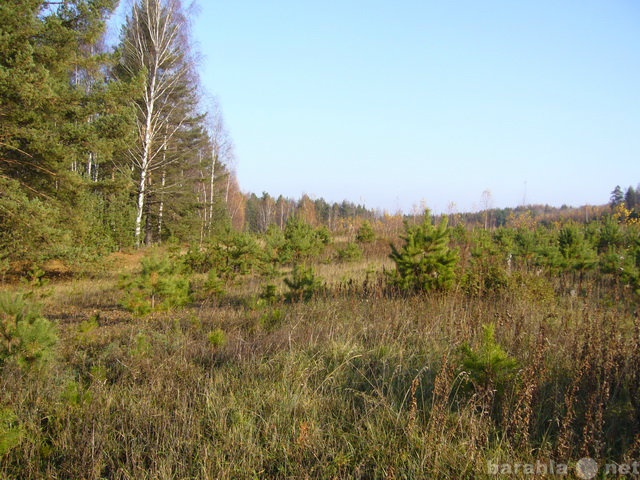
[116,1,640,214]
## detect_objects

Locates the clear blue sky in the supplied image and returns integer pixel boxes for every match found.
[125,1,640,213]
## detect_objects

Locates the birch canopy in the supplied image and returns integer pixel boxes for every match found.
[120,0,200,246]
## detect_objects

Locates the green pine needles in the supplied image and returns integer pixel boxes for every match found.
[0,408,22,456]
[355,221,376,244]
[557,224,597,271]
[119,256,192,315]
[0,292,57,370]
[388,210,458,293]
[460,323,518,394]
[284,265,323,301]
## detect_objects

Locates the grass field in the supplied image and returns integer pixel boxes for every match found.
[1,224,639,479]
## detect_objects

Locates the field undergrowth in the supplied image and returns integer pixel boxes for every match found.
[1,217,640,479]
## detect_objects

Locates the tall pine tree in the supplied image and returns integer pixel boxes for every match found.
[0,1,134,267]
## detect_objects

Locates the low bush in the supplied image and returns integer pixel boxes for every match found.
[284,265,323,301]
[119,256,191,315]
[0,292,57,370]
[0,408,22,456]
[207,328,227,348]
[280,218,330,264]
[336,242,363,263]
[355,221,376,244]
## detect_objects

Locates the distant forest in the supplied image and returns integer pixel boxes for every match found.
[0,1,637,274]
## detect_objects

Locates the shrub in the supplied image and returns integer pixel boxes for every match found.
[514,227,536,261]
[460,323,518,396]
[626,239,640,292]
[355,221,376,244]
[183,231,263,279]
[258,283,279,304]
[557,224,597,271]
[131,332,151,357]
[203,270,225,299]
[119,256,191,315]
[388,211,458,293]
[207,328,227,348]
[598,216,623,253]
[281,218,329,264]
[315,226,332,246]
[182,244,214,273]
[459,324,519,424]
[262,225,287,274]
[337,242,363,263]
[0,408,22,456]
[284,265,323,301]
[461,259,510,297]
[211,230,263,279]
[0,292,57,370]
[259,308,285,332]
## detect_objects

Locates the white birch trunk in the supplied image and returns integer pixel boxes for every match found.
[157,168,166,241]
[134,67,157,247]
[208,149,216,232]
[87,152,93,180]
[125,0,196,246]
[134,165,148,246]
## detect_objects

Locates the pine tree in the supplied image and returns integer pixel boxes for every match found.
[0,1,134,264]
[118,255,191,315]
[610,185,624,209]
[388,210,458,293]
[557,224,597,271]
[356,221,376,243]
[0,1,123,194]
[0,292,57,370]
[200,102,234,238]
[460,323,518,409]
[625,186,637,211]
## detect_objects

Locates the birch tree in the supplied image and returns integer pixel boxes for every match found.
[119,0,200,246]
[201,100,234,236]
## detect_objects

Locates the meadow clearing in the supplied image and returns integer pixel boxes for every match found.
[1,213,639,479]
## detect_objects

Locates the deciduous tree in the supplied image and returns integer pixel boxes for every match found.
[118,0,201,246]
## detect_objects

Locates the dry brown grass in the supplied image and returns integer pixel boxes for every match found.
[1,243,639,478]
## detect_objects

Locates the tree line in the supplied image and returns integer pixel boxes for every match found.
[0,0,391,273]
[0,0,239,270]
[1,1,637,274]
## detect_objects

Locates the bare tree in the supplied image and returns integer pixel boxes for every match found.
[257,192,275,232]
[119,0,200,246]
[205,100,234,235]
[225,172,245,230]
[481,189,493,230]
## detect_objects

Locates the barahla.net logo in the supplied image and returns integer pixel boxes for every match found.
[488,457,640,478]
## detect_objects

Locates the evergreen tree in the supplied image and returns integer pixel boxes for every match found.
[356,221,376,243]
[610,185,624,209]
[244,193,261,233]
[0,1,134,264]
[281,217,328,264]
[625,186,637,211]
[557,224,597,271]
[0,1,124,194]
[200,101,234,238]
[0,292,57,370]
[388,210,458,293]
